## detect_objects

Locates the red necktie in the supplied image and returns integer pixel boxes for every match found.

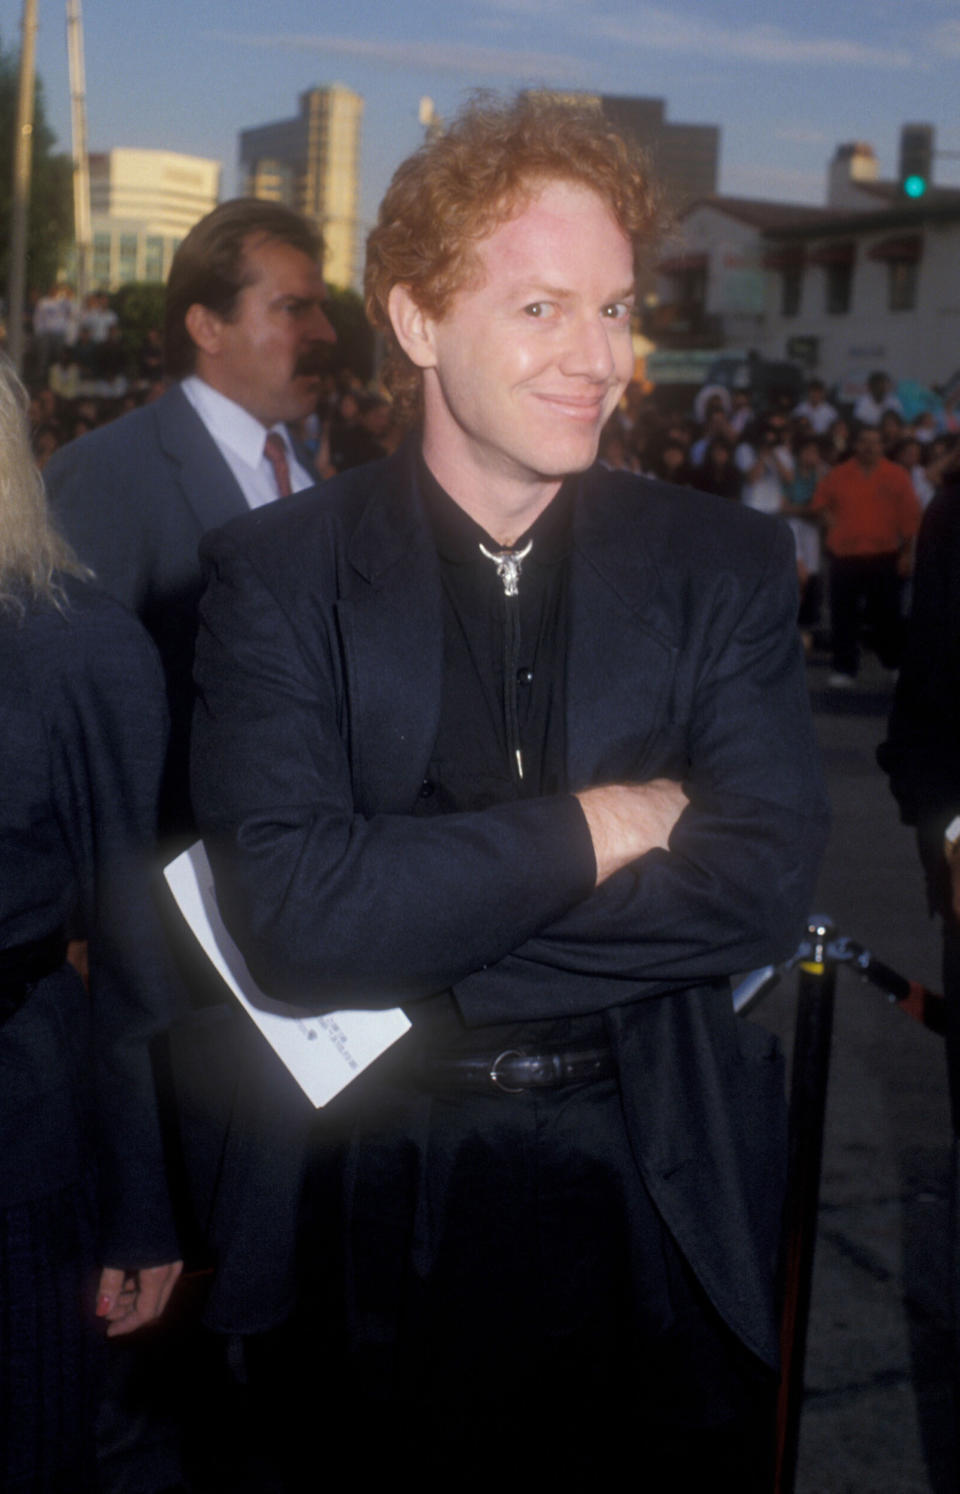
[264,431,292,498]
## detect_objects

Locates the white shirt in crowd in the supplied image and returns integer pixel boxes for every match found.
[181,376,315,510]
[792,399,839,435]
[734,441,794,514]
[852,391,903,427]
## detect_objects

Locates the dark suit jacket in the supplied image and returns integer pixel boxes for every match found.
[879,477,960,1129]
[45,384,315,833]
[880,479,960,874]
[45,385,250,832]
[191,446,829,1363]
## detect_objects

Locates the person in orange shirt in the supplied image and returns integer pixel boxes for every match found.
[811,425,922,685]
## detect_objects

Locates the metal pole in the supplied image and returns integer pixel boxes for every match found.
[7,0,38,374]
[66,0,90,303]
[775,916,838,1494]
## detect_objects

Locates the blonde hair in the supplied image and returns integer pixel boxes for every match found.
[365,92,663,424]
[0,356,88,612]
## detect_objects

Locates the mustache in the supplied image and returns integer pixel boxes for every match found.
[294,345,333,378]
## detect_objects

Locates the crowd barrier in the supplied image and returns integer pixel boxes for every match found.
[733,917,944,1494]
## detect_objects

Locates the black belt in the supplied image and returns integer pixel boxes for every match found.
[0,930,68,1020]
[414,1045,615,1094]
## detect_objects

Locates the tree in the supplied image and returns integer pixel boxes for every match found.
[0,31,74,299]
[324,284,375,382]
[111,280,165,360]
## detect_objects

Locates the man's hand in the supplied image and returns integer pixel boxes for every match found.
[575,779,688,887]
[96,1260,183,1338]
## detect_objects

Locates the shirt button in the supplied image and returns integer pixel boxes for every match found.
[516,667,534,686]
[419,779,435,798]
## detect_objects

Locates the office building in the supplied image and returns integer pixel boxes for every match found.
[537,92,718,207]
[599,95,718,207]
[88,148,221,288]
[239,84,364,290]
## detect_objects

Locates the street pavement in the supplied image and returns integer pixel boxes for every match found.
[758,653,956,1493]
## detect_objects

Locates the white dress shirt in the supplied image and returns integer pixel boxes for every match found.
[181,376,315,510]
[852,391,903,427]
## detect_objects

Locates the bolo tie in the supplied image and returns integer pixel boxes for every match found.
[478,539,533,784]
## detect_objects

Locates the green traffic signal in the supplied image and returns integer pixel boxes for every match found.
[904,174,927,198]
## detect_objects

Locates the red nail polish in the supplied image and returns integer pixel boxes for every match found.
[96,1294,112,1317]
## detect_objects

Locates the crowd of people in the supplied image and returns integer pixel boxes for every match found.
[16,299,960,708]
[23,310,960,497]
[22,289,960,534]
[594,370,959,681]
[598,372,958,509]
[11,268,960,719]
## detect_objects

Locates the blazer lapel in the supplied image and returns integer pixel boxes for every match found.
[156,384,250,534]
[334,449,444,814]
[566,471,682,790]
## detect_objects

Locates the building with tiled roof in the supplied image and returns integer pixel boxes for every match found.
[651,134,960,388]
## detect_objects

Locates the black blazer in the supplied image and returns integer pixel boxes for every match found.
[191,446,829,1364]
[0,578,178,1265]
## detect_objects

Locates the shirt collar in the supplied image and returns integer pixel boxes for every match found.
[181,375,292,469]
[416,448,575,568]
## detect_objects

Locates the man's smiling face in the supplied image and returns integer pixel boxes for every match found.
[408,178,636,525]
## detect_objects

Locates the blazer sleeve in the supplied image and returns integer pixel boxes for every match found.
[44,597,180,1265]
[193,516,827,1021]
[452,519,830,1024]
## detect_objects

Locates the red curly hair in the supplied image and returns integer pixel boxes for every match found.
[365,92,662,424]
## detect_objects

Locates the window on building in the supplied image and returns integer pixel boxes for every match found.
[144,236,164,282]
[92,233,111,285]
[118,234,139,284]
[781,268,802,318]
[676,264,707,310]
[825,263,852,315]
[888,259,918,312]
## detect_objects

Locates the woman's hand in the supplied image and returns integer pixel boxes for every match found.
[95,1260,184,1337]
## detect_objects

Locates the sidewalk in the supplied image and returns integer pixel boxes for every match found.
[759,655,955,1493]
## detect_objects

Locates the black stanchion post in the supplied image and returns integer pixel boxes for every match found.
[775,916,838,1494]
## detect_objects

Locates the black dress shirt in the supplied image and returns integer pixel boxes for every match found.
[410,456,604,1052]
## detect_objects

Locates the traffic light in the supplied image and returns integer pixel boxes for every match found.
[899,124,933,200]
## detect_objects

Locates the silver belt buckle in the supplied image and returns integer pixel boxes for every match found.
[489,1048,526,1093]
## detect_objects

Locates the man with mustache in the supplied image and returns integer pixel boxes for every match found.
[192,97,828,1487]
[46,198,336,835]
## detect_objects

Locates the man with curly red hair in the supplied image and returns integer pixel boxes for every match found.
[192,93,827,1487]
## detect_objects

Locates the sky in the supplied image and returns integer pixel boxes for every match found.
[1,0,957,240]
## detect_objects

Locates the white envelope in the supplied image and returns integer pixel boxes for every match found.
[163,842,411,1107]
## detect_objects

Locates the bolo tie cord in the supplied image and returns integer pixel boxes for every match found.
[479,540,532,785]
